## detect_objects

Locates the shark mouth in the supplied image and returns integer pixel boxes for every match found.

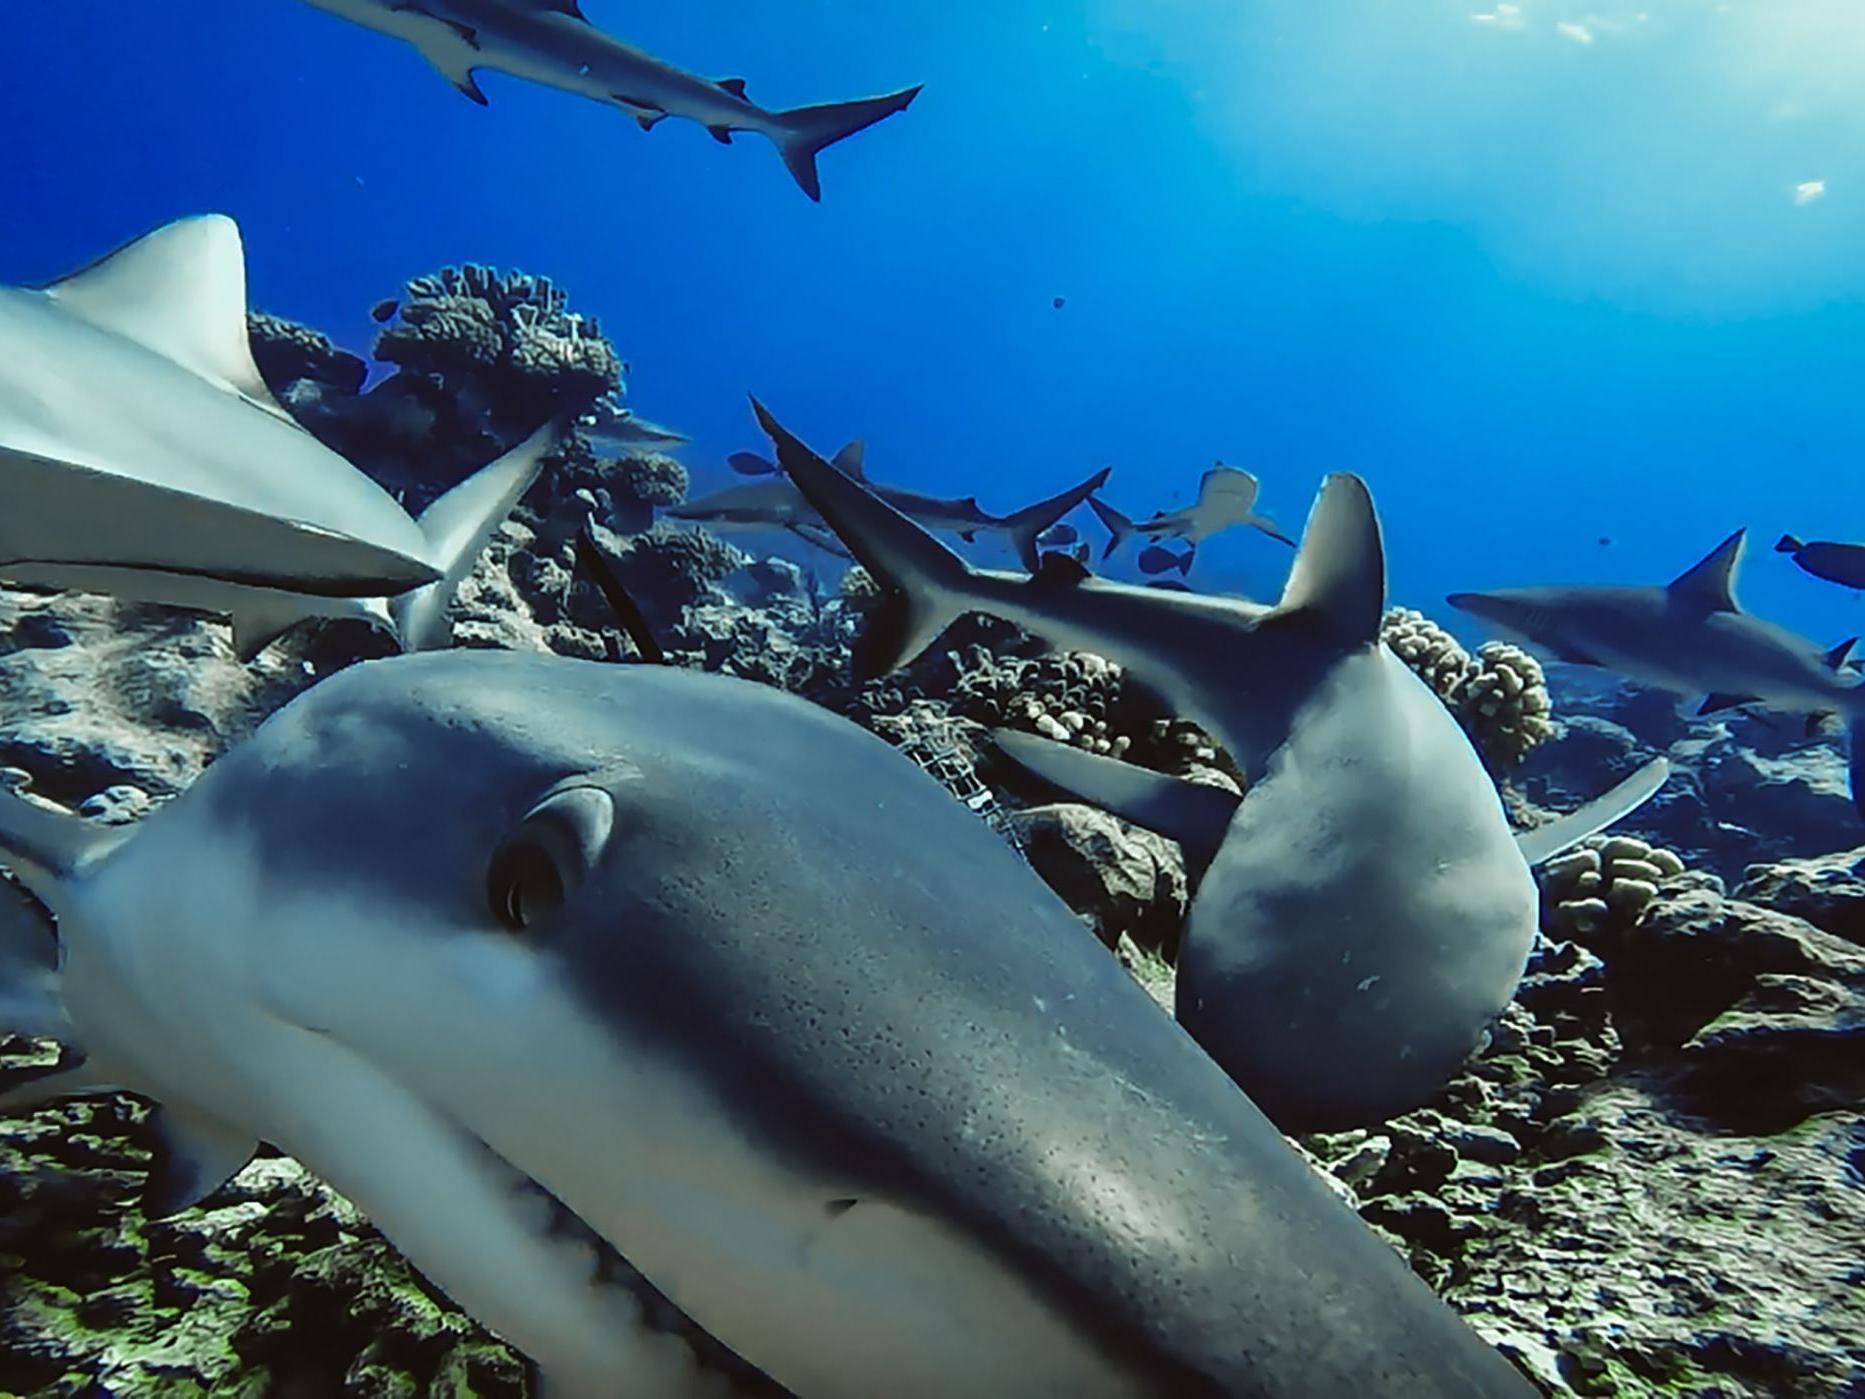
[465,1127,794,1396]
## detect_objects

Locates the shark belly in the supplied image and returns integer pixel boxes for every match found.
[1178,648,1538,1133]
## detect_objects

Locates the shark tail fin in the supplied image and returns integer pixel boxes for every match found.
[1003,468,1112,573]
[751,397,968,678]
[1087,495,1135,560]
[392,419,565,652]
[1776,534,1804,554]
[770,86,923,201]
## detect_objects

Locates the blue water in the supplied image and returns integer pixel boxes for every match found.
[6,1,1864,648]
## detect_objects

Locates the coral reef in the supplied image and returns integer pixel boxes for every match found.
[1538,834,1689,939]
[1381,609,1556,770]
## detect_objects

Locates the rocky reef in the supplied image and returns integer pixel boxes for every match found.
[3,285,1862,1398]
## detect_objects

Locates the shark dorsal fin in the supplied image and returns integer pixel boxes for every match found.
[44,215,288,417]
[831,441,867,481]
[1275,473,1385,645]
[716,77,749,99]
[1667,529,1746,614]
[528,0,588,18]
[1825,636,1857,671]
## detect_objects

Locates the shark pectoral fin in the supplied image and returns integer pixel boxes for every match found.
[1515,757,1670,867]
[0,1061,121,1115]
[1274,473,1384,646]
[1248,513,1297,547]
[227,593,320,661]
[1697,692,1760,716]
[635,112,664,132]
[144,1103,257,1219]
[990,729,1239,874]
[1667,528,1746,615]
[45,215,292,417]
[391,9,489,103]
[0,786,122,908]
[787,521,854,560]
[393,418,565,652]
[708,126,735,144]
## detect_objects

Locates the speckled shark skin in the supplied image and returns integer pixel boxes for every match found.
[0,651,1532,1397]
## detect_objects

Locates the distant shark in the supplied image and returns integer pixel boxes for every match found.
[673,443,1110,572]
[1450,529,1865,819]
[579,395,689,457]
[1089,464,1294,572]
[0,214,555,658]
[0,649,1534,1397]
[751,398,1660,1134]
[299,0,922,200]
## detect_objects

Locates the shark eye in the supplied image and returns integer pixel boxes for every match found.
[487,787,615,933]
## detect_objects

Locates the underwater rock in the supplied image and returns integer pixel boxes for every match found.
[1732,846,1865,946]
[1008,802,1189,955]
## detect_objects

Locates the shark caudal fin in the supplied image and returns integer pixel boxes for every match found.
[1002,467,1112,573]
[752,397,968,678]
[1088,495,1136,560]
[770,86,922,200]
[392,419,564,651]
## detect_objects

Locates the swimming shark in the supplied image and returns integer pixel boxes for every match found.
[750,398,1655,1133]
[0,214,557,658]
[579,395,690,457]
[0,649,1535,1397]
[297,1,922,200]
[674,444,1111,572]
[1449,529,1865,820]
[1089,464,1295,569]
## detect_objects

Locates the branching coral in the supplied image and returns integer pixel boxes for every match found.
[1540,834,1688,938]
[1381,609,1556,770]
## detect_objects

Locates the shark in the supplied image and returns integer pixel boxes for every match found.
[751,398,1661,1133]
[1089,464,1295,570]
[0,214,557,659]
[1449,528,1865,820]
[579,394,690,457]
[673,443,1111,572]
[0,648,1535,1397]
[297,1,922,200]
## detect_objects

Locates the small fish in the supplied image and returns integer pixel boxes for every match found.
[1776,534,1865,591]
[370,297,400,323]
[1138,544,1193,576]
[1052,296,1066,310]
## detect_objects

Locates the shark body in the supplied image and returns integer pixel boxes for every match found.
[1090,465,1294,570]
[674,444,1110,571]
[1,650,1532,1397]
[298,0,922,199]
[1450,529,1865,818]
[0,215,554,658]
[751,400,1561,1134]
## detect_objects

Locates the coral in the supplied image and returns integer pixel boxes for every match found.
[1463,641,1556,768]
[1539,834,1688,939]
[245,311,368,397]
[1381,609,1555,770]
[579,523,747,634]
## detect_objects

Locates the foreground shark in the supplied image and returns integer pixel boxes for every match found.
[299,1,921,200]
[0,649,1533,1397]
[0,214,554,658]
[1089,464,1294,570]
[1450,529,1865,819]
[750,400,1657,1133]
[675,444,1110,572]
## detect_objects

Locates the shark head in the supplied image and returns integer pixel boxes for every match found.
[4,650,1533,1397]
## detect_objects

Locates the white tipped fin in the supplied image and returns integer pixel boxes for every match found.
[0,787,122,906]
[1516,757,1670,867]
[392,420,562,651]
[144,1103,258,1218]
[1276,473,1385,645]
[1667,530,1745,615]
[0,1062,122,1114]
[45,215,290,419]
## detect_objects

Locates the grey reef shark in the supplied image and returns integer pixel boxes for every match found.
[1450,528,1865,819]
[673,442,1111,572]
[1090,463,1295,575]
[298,0,923,200]
[580,394,690,457]
[0,643,1535,1397]
[0,214,557,659]
[753,398,1664,1135]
